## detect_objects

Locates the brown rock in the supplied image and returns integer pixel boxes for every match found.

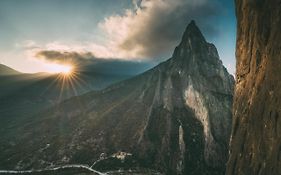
[227,0,281,175]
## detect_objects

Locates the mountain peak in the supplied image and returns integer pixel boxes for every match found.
[185,20,197,31]
[171,20,216,63]
[181,20,206,45]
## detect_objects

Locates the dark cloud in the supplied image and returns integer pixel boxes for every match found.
[35,50,153,76]
[101,0,222,59]
[35,50,94,65]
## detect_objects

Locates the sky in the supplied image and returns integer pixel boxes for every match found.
[0,0,236,75]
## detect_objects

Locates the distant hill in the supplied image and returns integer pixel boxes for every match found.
[0,63,149,138]
[0,64,21,75]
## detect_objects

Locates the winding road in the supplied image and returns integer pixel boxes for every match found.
[0,164,107,174]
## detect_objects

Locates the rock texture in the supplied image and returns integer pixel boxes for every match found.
[227,1,281,175]
[0,21,234,174]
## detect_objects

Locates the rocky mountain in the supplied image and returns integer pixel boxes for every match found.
[0,21,234,174]
[227,1,281,175]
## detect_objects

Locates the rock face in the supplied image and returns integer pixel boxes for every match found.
[227,1,281,175]
[0,21,234,174]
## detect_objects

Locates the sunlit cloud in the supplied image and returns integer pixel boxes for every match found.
[24,0,221,62]
[26,48,153,75]
[0,0,235,75]
[13,0,233,74]
[35,50,94,65]
[99,0,220,59]
[19,0,221,62]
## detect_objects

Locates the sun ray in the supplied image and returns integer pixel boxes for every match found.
[39,62,93,107]
[40,74,61,97]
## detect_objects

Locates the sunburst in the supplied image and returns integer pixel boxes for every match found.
[46,63,73,75]
[42,63,87,103]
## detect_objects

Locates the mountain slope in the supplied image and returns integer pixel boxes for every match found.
[227,1,281,175]
[0,21,234,174]
[0,63,145,132]
[0,65,142,163]
[0,71,130,127]
[0,64,21,75]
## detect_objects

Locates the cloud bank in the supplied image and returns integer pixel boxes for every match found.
[35,50,153,75]
[27,0,223,62]
[35,50,94,65]
[100,0,221,59]
[27,0,225,75]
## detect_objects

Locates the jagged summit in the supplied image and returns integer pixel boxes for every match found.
[170,21,226,80]
[181,20,206,45]
[172,20,215,60]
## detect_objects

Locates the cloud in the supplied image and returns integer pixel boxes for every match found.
[99,0,221,59]
[35,50,94,65]
[23,0,223,71]
[18,40,152,75]
[34,50,153,75]
[24,40,139,61]
[22,0,222,62]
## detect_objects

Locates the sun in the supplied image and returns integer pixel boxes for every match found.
[46,63,74,75]
[59,65,72,75]
[41,62,83,100]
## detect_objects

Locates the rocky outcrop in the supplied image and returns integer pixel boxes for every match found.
[0,21,234,174]
[227,1,281,175]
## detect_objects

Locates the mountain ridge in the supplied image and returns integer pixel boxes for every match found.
[0,64,21,75]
